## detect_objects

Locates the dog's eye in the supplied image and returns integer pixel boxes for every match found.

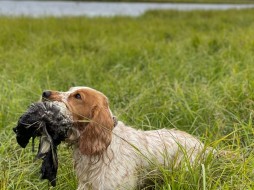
[74,93,81,99]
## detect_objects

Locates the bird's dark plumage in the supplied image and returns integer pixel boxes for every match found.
[13,101,72,186]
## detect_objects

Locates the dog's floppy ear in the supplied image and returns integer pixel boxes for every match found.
[78,102,114,156]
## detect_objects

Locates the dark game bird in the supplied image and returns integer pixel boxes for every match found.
[13,101,73,186]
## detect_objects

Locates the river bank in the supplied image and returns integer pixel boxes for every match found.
[0,1,254,17]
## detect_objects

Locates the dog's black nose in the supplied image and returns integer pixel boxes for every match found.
[42,91,51,99]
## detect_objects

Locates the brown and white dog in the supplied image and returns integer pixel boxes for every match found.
[42,87,209,190]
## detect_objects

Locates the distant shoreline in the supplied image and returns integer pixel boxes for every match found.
[20,0,254,5]
[1,1,254,17]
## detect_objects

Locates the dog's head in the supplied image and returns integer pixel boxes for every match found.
[42,87,116,156]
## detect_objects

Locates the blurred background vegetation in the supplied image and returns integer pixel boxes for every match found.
[1,6,254,190]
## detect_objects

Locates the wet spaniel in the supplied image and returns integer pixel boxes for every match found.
[42,87,208,190]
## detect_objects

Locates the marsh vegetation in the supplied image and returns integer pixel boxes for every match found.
[1,9,254,189]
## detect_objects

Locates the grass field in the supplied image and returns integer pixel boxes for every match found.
[1,8,254,190]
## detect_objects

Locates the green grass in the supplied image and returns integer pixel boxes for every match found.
[1,9,254,189]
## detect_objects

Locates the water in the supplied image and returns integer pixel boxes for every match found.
[0,1,254,17]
